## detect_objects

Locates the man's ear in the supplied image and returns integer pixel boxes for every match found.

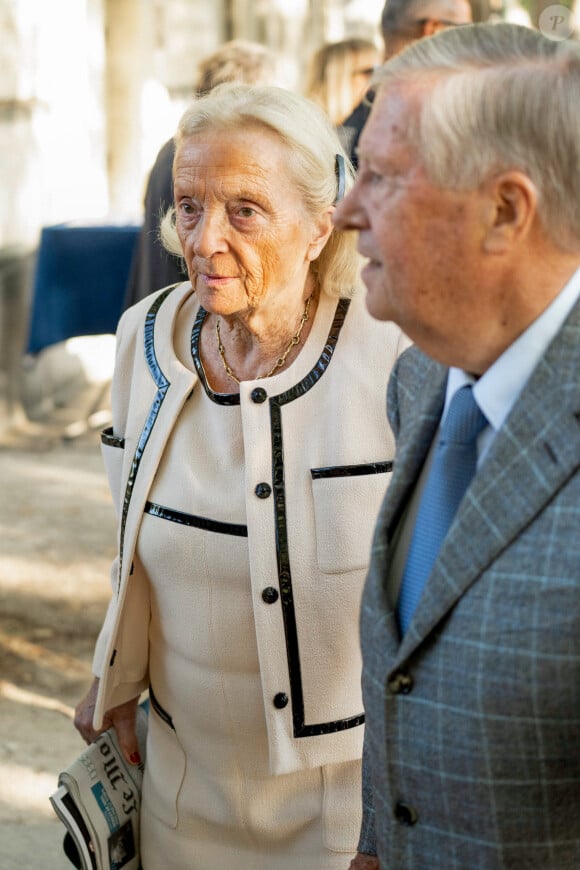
[307,206,335,262]
[482,171,538,254]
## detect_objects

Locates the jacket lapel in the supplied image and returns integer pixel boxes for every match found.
[118,287,198,592]
[397,301,580,662]
[378,354,447,552]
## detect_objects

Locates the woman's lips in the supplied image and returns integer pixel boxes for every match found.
[199,274,236,287]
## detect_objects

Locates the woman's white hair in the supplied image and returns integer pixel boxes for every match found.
[160,83,361,298]
[373,22,580,252]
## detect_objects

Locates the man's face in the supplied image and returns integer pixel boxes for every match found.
[383,0,473,58]
[421,0,473,28]
[334,80,491,368]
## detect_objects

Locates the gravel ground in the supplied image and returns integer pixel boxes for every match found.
[0,420,116,869]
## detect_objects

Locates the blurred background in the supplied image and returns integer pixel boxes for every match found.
[0,0,571,438]
[0,0,553,245]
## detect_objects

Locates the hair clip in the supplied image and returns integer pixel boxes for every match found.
[334,153,346,204]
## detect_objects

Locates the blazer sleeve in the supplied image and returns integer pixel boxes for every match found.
[357,731,377,855]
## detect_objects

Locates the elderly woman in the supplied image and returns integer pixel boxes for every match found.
[74,84,408,869]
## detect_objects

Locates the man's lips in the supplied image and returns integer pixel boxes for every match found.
[360,257,381,269]
[357,246,381,267]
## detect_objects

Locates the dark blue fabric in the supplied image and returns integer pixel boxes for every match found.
[27,223,140,353]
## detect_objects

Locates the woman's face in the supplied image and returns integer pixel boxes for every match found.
[173,125,332,318]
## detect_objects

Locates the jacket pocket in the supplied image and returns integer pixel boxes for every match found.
[322,759,362,853]
[143,687,186,829]
[311,462,392,574]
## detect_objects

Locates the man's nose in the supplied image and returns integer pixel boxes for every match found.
[333,185,366,231]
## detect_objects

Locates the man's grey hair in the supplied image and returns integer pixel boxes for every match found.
[373,22,580,252]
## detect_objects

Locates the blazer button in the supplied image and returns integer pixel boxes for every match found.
[388,671,414,695]
[394,801,418,826]
[255,482,272,499]
[274,692,288,709]
[262,586,279,604]
[251,387,267,403]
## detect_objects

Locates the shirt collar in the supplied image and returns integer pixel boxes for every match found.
[444,266,580,432]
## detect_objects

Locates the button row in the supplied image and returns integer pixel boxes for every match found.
[249,386,286,716]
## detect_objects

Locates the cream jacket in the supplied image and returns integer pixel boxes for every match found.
[92,282,408,775]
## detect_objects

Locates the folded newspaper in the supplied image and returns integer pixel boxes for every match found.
[50,700,149,870]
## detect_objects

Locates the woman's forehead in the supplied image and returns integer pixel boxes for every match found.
[174,127,294,188]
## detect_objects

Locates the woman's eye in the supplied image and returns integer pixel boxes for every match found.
[178,202,198,217]
[237,206,256,218]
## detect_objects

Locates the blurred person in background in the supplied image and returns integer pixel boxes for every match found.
[124,39,281,309]
[74,82,409,869]
[340,0,472,167]
[304,38,381,126]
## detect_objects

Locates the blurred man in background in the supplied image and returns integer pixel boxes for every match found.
[340,0,472,167]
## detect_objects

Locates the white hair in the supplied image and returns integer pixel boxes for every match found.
[373,22,580,251]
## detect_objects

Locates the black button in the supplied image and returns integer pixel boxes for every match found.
[251,387,267,404]
[394,801,418,826]
[274,692,288,709]
[388,671,414,695]
[255,482,272,499]
[262,587,279,604]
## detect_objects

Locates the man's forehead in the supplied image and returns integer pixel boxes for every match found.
[420,0,473,22]
[356,80,429,163]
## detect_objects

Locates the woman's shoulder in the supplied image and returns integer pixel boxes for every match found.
[118,281,194,334]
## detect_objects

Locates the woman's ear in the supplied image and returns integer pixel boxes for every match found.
[482,171,538,254]
[306,206,335,262]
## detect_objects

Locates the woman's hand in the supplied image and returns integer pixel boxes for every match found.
[348,853,380,869]
[74,677,142,765]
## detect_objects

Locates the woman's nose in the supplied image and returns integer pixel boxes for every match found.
[192,210,229,257]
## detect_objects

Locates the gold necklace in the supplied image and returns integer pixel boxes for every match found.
[215,294,313,385]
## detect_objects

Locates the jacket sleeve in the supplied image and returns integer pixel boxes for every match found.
[357,732,377,856]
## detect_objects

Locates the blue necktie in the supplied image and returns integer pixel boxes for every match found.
[396,385,487,636]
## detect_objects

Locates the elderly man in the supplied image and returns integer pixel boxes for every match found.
[335,22,580,870]
[340,0,472,167]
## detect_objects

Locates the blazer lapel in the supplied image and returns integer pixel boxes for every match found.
[398,301,580,661]
[378,355,447,551]
[117,287,198,591]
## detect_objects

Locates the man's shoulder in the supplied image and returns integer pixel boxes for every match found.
[395,344,437,384]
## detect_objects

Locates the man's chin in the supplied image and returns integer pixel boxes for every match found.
[363,284,393,323]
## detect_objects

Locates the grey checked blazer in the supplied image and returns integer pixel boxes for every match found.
[360,298,580,868]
